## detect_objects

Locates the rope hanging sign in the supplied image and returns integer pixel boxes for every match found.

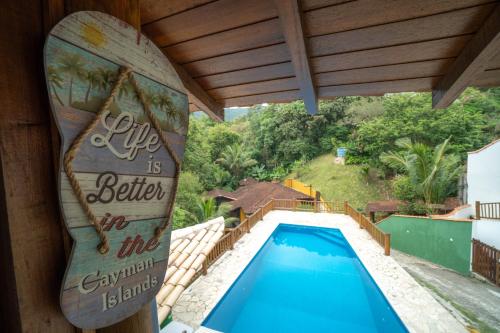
[44,11,189,329]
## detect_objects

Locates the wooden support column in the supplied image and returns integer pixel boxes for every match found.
[0,1,75,332]
[432,5,500,108]
[274,0,318,115]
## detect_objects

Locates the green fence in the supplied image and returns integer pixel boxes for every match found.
[377,215,472,275]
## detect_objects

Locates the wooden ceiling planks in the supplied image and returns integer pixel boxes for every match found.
[318,77,442,98]
[183,43,291,77]
[308,4,495,57]
[195,62,295,90]
[303,0,492,37]
[140,0,214,24]
[139,0,500,114]
[221,90,301,107]
[310,36,472,73]
[164,18,284,63]
[142,0,277,46]
[316,59,454,87]
[208,77,299,99]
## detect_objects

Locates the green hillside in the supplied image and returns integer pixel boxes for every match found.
[288,154,392,210]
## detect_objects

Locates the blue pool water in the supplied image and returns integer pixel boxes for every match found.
[202,224,408,333]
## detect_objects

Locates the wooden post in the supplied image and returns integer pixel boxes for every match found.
[384,234,391,256]
[475,201,481,219]
[344,201,348,213]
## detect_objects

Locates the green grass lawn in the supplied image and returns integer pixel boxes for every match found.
[287,154,392,211]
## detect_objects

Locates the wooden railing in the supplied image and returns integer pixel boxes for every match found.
[472,239,500,286]
[196,198,390,282]
[273,199,344,213]
[345,202,391,256]
[476,201,500,220]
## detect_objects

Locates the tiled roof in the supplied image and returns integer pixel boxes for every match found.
[157,217,225,324]
[208,178,311,214]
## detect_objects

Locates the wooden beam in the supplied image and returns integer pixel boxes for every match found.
[169,60,224,121]
[274,0,318,114]
[433,5,500,108]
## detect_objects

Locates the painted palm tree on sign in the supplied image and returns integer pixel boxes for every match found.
[155,93,177,122]
[84,69,103,103]
[47,65,64,106]
[58,53,86,106]
[380,137,462,206]
[216,144,257,181]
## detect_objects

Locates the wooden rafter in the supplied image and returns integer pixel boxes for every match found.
[432,5,500,108]
[162,54,224,121]
[274,0,318,114]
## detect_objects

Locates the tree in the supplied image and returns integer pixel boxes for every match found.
[47,65,64,105]
[216,144,257,181]
[58,53,86,105]
[193,197,238,226]
[380,137,462,206]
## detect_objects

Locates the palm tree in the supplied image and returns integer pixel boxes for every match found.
[194,197,238,225]
[380,137,462,206]
[58,53,86,105]
[84,69,102,103]
[47,66,64,105]
[216,144,257,181]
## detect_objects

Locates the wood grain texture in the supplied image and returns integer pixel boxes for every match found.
[220,90,301,107]
[318,77,441,97]
[164,18,284,64]
[0,1,76,332]
[433,5,500,108]
[44,11,188,329]
[473,69,500,86]
[208,77,298,99]
[169,60,224,121]
[308,4,495,57]
[304,0,492,37]
[59,172,173,228]
[316,59,454,86]
[140,0,213,24]
[311,35,471,73]
[275,0,318,114]
[143,0,277,46]
[195,62,294,89]
[51,11,185,93]
[183,43,291,77]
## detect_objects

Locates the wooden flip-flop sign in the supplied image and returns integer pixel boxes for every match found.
[43,11,189,329]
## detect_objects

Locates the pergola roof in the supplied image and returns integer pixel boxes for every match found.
[140,0,500,119]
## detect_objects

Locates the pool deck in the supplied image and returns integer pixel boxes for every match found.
[171,210,467,333]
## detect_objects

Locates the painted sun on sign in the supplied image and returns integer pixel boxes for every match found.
[43,11,189,329]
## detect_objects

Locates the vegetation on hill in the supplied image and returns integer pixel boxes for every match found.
[173,88,500,228]
[288,155,391,211]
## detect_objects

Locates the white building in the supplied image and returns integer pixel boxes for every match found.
[466,139,500,248]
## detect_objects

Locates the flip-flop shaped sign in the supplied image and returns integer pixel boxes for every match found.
[43,11,189,329]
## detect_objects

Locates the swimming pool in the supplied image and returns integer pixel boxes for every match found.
[202,224,408,333]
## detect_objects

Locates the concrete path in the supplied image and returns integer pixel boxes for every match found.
[392,250,500,332]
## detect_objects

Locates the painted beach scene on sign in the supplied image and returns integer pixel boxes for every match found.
[44,11,188,329]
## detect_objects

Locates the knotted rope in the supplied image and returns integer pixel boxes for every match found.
[63,66,180,254]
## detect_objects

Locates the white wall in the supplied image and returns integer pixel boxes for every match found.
[467,140,500,248]
[472,220,500,249]
[467,139,500,204]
